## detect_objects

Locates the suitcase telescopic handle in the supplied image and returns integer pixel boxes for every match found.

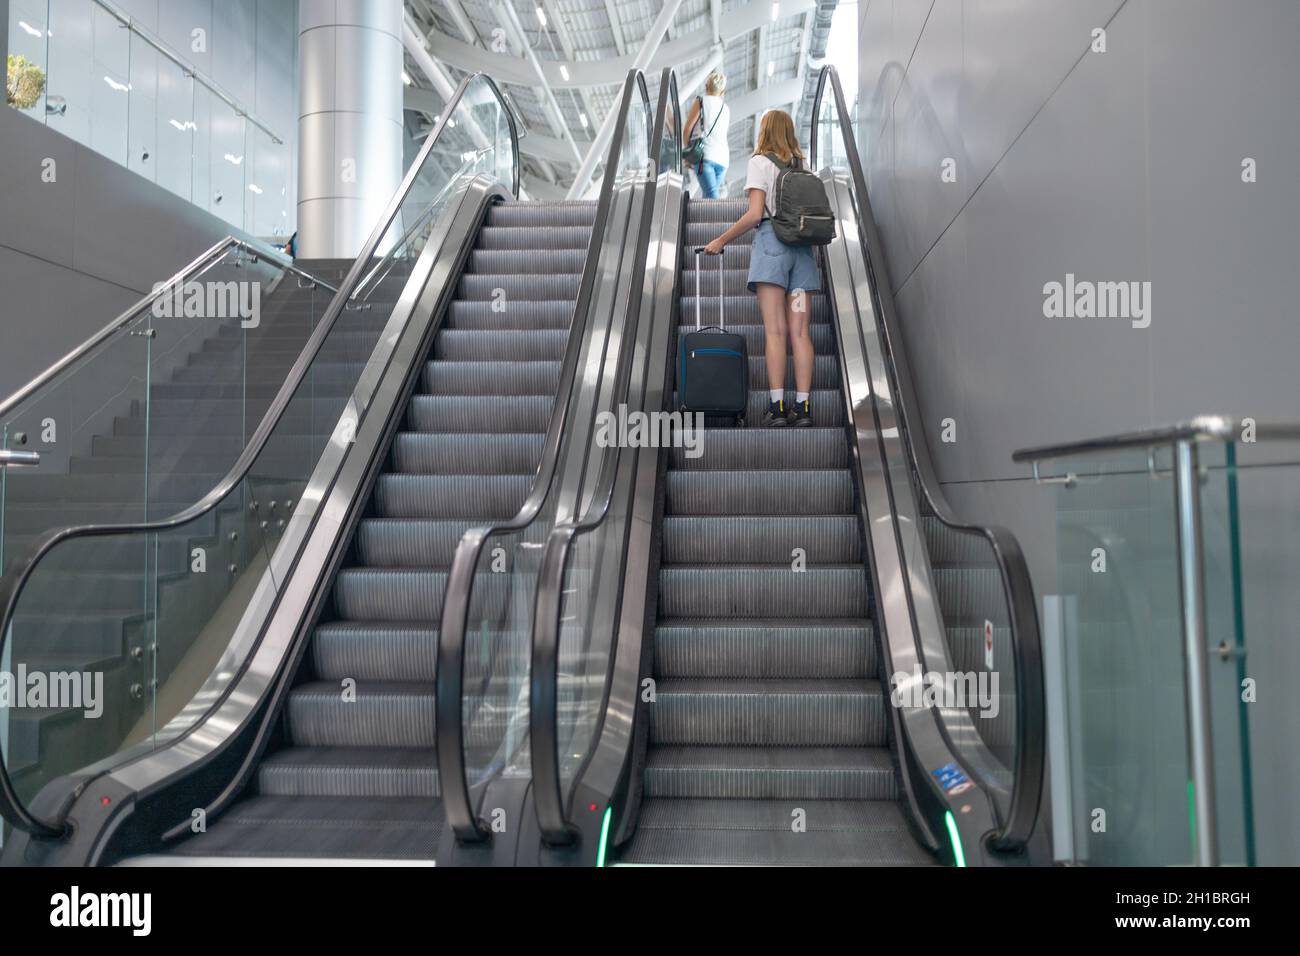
[692,246,725,330]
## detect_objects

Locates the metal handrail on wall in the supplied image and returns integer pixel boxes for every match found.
[809,64,1046,852]
[435,69,653,846]
[92,0,285,145]
[0,71,519,838]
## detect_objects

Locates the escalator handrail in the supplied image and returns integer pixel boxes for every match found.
[0,70,519,839]
[529,68,682,846]
[436,69,652,845]
[809,64,1045,850]
[0,237,338,424]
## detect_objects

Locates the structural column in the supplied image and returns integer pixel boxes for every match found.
[297,0,405,259]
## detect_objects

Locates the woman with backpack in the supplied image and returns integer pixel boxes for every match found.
[703,109,832,427]
[682,72,731,199]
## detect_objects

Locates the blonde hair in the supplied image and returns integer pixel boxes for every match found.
[704,71,726,96]
[753,109,804,166]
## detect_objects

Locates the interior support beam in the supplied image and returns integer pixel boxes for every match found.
[566,0,685,198]
[493,0,584,167]
[421,0,816,90]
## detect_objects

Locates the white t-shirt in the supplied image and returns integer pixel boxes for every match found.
[698,95,730,168]
[744,154,780,217]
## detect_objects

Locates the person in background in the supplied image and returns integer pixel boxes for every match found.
[702,109,820,427]
[683,72,730,199]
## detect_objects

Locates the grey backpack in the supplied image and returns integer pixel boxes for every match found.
[764,153,835,246]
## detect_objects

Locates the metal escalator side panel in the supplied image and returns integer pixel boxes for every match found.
[816,174,987,853]
[25,179,507,867]
[558,174,687,859]
[811,66,1045,858]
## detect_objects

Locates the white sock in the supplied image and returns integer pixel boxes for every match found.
[796,391,809,404]
[769,388,784,403]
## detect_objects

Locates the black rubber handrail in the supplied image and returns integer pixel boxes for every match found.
[809,64,1045,851]
[436,69,652,845]
[529,68,680,846]
[0,71,519,839]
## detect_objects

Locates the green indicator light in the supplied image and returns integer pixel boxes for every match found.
[944,811,967,868]
[596,806,613,868]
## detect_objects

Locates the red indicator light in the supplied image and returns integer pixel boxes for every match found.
[589,803,598,812]
[100,796,112,806]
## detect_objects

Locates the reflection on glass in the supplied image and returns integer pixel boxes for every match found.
[7,0,291,236]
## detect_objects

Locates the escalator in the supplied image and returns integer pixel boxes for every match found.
[0,70,646,867]
[525,66,1045,868]
[154,201,595,861]
[617,198,933,865]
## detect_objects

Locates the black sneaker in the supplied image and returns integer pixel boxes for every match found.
[761,399,788,427]
[788,398,813,427]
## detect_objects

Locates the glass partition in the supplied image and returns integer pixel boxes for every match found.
[0,73,520,832]
[1036,437,1259,866]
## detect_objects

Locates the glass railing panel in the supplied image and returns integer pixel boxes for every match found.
[0,72,520,832]
[1197,435,1295,866]
[0,246,327,577]
[2,311,151,576]
[1042,447,1191,865]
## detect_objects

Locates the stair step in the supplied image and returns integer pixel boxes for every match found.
[650,678,887,746]
[654,618,875,679]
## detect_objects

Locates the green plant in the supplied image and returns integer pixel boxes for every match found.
[7,55,47,110]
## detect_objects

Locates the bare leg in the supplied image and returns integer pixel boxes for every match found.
[756,282,788,396]
[787,289,814,395]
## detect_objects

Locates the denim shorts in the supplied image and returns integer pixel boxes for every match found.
[746,220,822,293]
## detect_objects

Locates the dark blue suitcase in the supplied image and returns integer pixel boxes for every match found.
[679,247,749,425]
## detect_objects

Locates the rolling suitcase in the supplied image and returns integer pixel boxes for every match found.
[679,247,749,426]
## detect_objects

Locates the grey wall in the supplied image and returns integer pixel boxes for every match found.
[859,0,1300,863]
[0,101,263,399]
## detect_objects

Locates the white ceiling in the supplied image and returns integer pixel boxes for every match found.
[402,0,839,198]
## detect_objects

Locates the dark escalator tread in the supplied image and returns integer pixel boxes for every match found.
[665,470,855,516]
[390,433,545,475]
[650,678,889,747]
[619,799,936,866]
[373,474,530,518]
[655,618,875,679]
[311,623,438,682]
[285,680,434,748]
[669,427,848,470]
[643,746,900,801]
[167,795,441,859]
[661,514,863,564]
[257,746,438,797]
[657,565,871,619]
